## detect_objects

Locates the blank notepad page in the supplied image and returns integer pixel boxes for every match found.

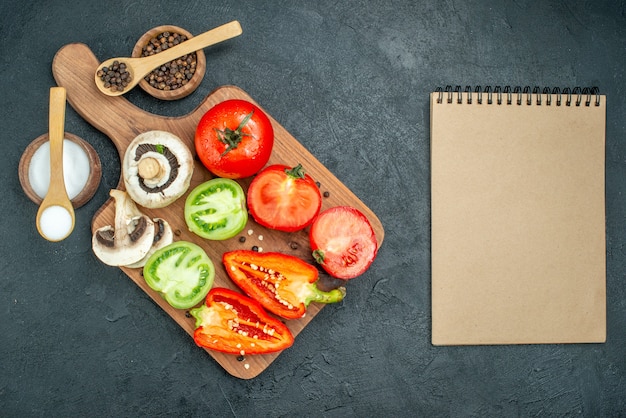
[430,87,606,345]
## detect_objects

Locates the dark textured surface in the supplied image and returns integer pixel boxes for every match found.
[1,1,625,416]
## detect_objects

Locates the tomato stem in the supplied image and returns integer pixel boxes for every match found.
[284,164,305,179]
[312,249,325,264]
[215,110,254,156]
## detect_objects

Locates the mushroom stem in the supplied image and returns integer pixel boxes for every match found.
[138,157,163,180]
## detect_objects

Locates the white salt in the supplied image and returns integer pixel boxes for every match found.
[29,139,90,200]
[39,205,73,241]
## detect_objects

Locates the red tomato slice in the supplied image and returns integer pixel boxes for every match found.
[247,164,322,232]
[195,99,274,179]
[310,206,378,279]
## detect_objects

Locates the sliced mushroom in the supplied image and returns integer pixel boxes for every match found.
[123,130,194,208]
[92,189,155,266]
[124,217,174,268]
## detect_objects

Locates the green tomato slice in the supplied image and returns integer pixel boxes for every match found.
[184,178,248,240]
[143,241,215,309]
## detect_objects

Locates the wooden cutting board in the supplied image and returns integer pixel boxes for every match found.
[52,42,384,379]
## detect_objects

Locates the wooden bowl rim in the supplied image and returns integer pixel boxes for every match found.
[131,25,206,101]
[18,132,102,209]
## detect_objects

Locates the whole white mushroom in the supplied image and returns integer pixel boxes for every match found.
[123,130,194,208]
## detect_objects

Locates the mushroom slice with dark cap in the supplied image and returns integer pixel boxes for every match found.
[92,189,155,266]
[124,217,174,268]
[123,130,194,208]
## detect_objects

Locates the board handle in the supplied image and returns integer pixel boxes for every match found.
[52,43,208,154]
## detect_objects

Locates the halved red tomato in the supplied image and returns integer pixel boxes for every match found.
[310,206,378,279]
[247,164,322,232]
[195,99,274,179]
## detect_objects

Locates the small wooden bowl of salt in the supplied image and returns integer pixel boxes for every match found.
[18,132,102,209]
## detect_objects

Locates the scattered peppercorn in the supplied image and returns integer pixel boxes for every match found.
[252,245,259,252]
[288,241,299,250]
[323,191,330,198]
[140,31,197,91]
[236,355,245,362]
[316,181,321,188]
[239,236,246,243]
[96,60,132,92]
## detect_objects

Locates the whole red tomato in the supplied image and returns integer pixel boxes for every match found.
[195,99,274,179]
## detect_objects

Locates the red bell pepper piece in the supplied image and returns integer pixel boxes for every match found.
[223,250,346,319]
[189,287,294,355]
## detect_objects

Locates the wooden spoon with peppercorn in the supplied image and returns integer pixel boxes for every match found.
[95,20,242,96]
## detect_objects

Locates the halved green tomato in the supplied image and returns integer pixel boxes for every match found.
[143,241,215,309]
[184,178,248,240]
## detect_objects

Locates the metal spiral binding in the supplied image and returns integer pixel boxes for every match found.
[435,86,600,106]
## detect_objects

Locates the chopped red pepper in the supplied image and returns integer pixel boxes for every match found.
[223,250,346,319]
[189,287,294,355]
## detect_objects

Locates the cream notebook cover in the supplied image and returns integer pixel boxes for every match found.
[430,86,606,345]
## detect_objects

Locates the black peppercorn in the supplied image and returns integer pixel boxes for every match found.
[97,60,132,92]
[140,31,197,91]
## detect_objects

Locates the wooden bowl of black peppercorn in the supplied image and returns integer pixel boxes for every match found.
[132,25,206,100]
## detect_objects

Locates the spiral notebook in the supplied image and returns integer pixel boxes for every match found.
[430,86,606,345]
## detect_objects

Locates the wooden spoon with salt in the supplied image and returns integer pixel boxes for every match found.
[36,87,76,242]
